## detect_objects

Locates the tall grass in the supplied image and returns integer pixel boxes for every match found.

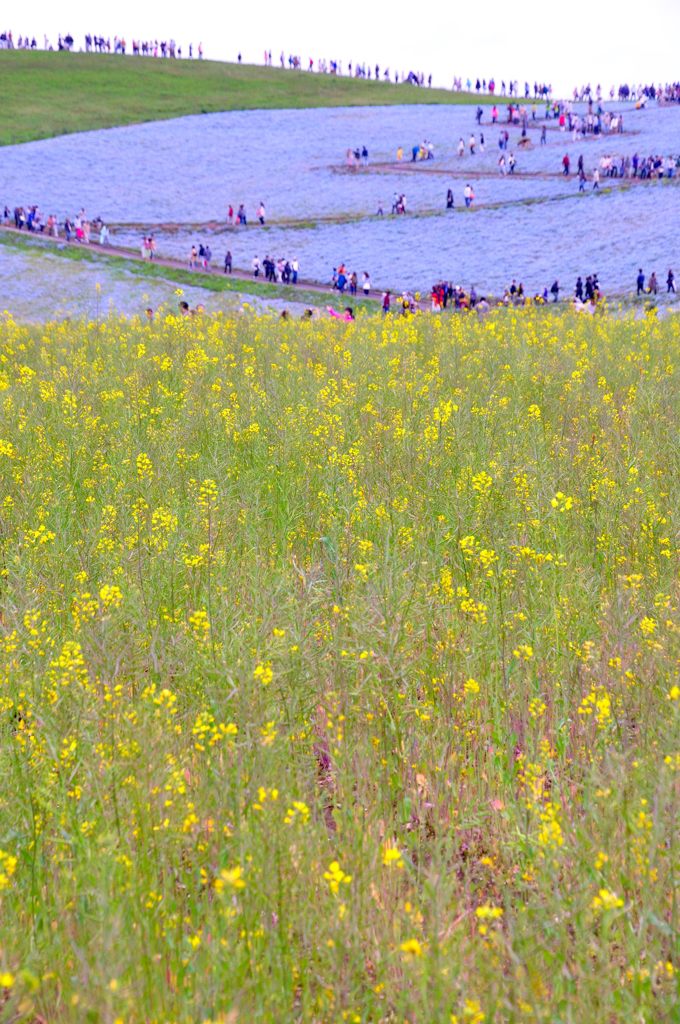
[0,306,678,1022]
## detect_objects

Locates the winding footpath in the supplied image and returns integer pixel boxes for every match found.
[0,223,373,304]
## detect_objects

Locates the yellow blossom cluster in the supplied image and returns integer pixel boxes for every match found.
[0,306,677,1021]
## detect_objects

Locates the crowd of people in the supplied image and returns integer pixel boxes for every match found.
[345,147,370,168]
[257,56,680,106]
[399,141,435,162]
[482,100,626,138]
[3,26,679,112]
[4,203,112,245]
[452,78,553,99]
[188,243,213,270]
[85,35,201,58]
[0,29,201,57]
[2,194,675,307]
[426,274,606,313]
[598,151,679,179]
[380,291,419,315]
[636,268,675,296]
[429,282,486,312]
[250,255,301,285]
[560,149,680,189]
[261,50,431,86]
[224,203,269,227]
[574,82,680,105]
[140,235,157,259]
[331,265,372,296]
[407,265,679,316]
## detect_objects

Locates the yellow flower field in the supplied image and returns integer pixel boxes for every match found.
[0,307,678,1022]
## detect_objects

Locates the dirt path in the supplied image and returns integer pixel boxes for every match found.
[0,223,373,302]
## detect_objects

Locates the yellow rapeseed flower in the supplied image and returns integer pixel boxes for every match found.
[400,938,423,958]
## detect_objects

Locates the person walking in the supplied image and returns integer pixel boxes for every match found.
[667,268,675,293]
[636,268,645,295]
[224,250,232,273]
[550,279,560,302]
[648,271,658,295]
[464,183,474,207]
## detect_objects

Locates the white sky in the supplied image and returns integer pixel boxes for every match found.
[7,0,680,95]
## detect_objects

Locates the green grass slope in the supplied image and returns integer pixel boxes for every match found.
[0,51,492,145]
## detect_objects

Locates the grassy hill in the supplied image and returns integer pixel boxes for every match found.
[0,51,493,145]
